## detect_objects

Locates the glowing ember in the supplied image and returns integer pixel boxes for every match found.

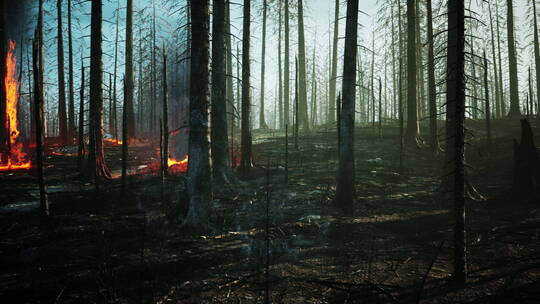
[0,40,31,171]
[104,138,123,145]
[168,155,188,174]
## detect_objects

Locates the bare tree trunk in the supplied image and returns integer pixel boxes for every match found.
[484,51,492,147]
[311,47,317,127]
[278,0,283,129]
[297,0,309,131]
[78,60,85,173]
[259,0,268,130]
[488,2,501,119]
[427,0,438,154]
[162,49,168,177]
[57,0,68,143]
[405,0,419,146]
[67,0,75,138]
[496,0,505,117]
[122,77,128,189]
[33,0,49,217]
[111,2,119,136]
[87,0,111,180]
[185,0,212,228]
[533,0,540,120]
[335,0,358,214]
[240,0,252,176]
[446,0,467,285]
[125,0,135,138]
[328,0,339,125]
[225,0,234,128]
[506,0,521,117]
[0,0,6,160]
[211,0,231,183]
[284,0,290,126]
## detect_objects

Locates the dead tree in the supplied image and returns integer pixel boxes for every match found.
[297,0,308,131]
[259,0,268,130]
[67,0,75,138]
[185,0,212,228]
[446,0,467,285]
[404,0,419,146]
[57,0,68,143]
[87,0,111,181]
[33,0,49,217]
[240,0,253,176]
[506,0,521,117]
[427,0,439,153]
[162,48,168,178]
[328,0,339,124]
[335,0,358,214]
[78,60,85,172]
[211,0,231,183]
[125,0,135,138]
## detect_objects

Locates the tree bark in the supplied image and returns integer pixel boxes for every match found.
[335,0,358,214]
[405,0,419,146]
[484,51,492,147]
[240,0,252,176]
[211,0,231,183]
[0,0,6,159]
[496,0,506,116]
[87,0,111,181]
[278,0,283,129]
[125,0,135,138]
[329,0,339,125]
[185,0,212,228]
[259,0,268,129]
[284,0,290,126]
[67,0,75,138]
[533,0,540,120]
[488,2,501,119]
[225,0,234,127]
[506,0,521,117]
[162,49,168,178]
[57,0,68,144]
[427,0,438,154]
[446,0,467,285]
[297,0,309,131]
[78,60,85,173]
[33,0,49,217]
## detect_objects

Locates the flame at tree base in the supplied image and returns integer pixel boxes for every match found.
[168,155,188,174]
[0,40,31,172]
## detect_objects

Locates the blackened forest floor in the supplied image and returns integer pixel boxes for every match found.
[1,118,539,303]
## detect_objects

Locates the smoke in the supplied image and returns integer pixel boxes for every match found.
[2,0,34,45]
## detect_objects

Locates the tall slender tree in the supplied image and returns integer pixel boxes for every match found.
[240,0,253,175]
[405,0,419,145]
[185,0,212,227]
[533,0,540,120]
[427,0,438,153]
[125,0,135,138]
[87,0,111,180]
[488,1,502,118]
[57,0,68,143]
[162,49,168,177]
[67,0,75,138]
[329,0,339,124]
[0,0,6,158]
[225,0,234,127]
[446,0,467,285]
[284,0,290,126]
[506,0,521,117]
[211,0,231,182]
[335,0,359,214]
[297,0,309,131]
[259,0,269,129]
[278,0,283,129]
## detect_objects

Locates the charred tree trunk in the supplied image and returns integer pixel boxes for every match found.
[484,52,492,148]
[259,0,268,130]
[87,0,111,181]
[405,0,419,146]
[277,0,283,129]
[240,0,253,176]
[533,0,540,120]
[33,0,49,217]
[125,0,135,138]
[78,60,85,173]
[297,0,309,131]
[496,0,505,117]
[225,0,234,128]
[162,49,168,178]
[284,0,290,126]
[506,0,521,117]
[67,0,75,138]
[122,77,128,189]
[427,0,438,153]
[211,0,230,183]
[513,119,540,196]
[488,2,501,119]
[446,0,467,285]
[335,0,358,214]
[185,0,212,228]
[328,0,339,125]
[57,0,68,144]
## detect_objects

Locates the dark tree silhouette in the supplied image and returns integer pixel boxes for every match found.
[335,0,358,214]
[125,0,135,138]
[240,0,253,176]
[57,0,68,143]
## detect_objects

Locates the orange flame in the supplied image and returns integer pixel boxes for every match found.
[104,138,123,145]
[0,40,31,171]
[168,155,188,174]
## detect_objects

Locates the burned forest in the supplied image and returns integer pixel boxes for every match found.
[2,0,540,302]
